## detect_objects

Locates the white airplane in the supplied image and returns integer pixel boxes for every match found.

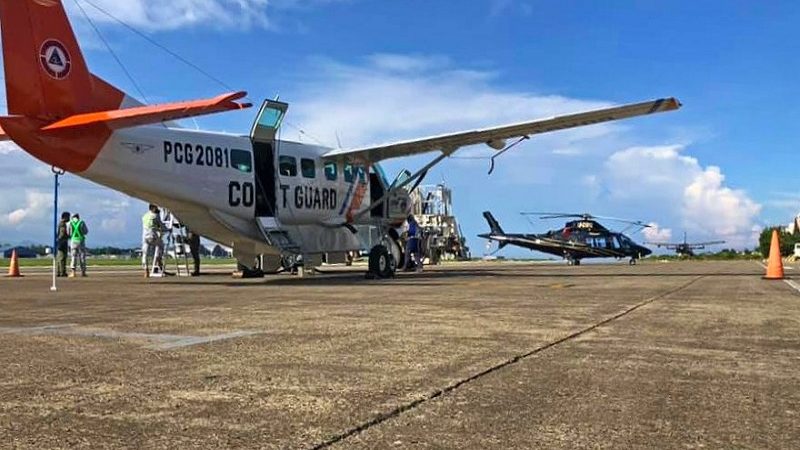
[0,0,681,278]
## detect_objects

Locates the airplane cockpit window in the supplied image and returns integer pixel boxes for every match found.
[344,163,355,183]
[301,158,316,179]
[230,149,252,173]
[279,155,297,177]
[324,162,338,181]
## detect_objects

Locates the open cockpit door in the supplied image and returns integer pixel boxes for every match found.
[249,100,288,219]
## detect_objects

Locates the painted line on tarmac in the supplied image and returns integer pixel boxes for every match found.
[151,331,260,350]
[0,324,260,350]
[0,324,78,334]
[307,276,705,450]
[755,261,800,293]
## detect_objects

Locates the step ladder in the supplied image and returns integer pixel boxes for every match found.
[152,211,191,277]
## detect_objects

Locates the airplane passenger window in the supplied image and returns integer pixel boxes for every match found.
[230,149,252,172]
[324,162,338,181]
[344,163,354,183]
[279,155,297,177]
[357,165,367,183]
[301,158,316,179]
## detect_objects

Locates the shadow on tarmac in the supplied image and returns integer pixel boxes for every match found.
[161,267,763,288]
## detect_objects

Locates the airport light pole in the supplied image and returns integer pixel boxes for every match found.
[51,167,65,292]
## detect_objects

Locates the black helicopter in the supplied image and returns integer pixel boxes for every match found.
[645,232,725,257]
[479,212,652,265]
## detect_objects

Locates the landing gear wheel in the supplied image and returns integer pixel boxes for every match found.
[629,258,637,266]
[367,245,396,279]
[573,259,581,266]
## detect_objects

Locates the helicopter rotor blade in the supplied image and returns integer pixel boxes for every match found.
[520,212,594,220]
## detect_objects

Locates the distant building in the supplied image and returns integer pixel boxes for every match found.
[1,247,40,259]
[788,215,800,235]
[210,245,232,258]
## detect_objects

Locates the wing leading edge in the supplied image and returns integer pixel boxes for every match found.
[322,97,681,163]
[39,92,252,132]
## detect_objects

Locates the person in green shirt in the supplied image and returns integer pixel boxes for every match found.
[67,213,88,277]
[142,204,165,277]
[56,211,70,277]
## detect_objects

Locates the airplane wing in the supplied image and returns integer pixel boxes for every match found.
[40,92,252,132]
[687,241,726,248]
[322,97,681,163]
[645,242,680,249]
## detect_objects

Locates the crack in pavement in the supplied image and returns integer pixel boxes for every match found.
[307,276,705,450]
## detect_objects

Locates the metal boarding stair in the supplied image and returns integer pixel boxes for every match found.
[257,217,302,256]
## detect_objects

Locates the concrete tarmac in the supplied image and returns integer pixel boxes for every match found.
[0,261,798,449]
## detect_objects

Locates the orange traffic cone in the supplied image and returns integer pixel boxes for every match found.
[6,249,21,278]
[763,229,785,280]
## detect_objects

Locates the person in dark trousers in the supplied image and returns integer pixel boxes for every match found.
[56,211,70,277]
[401,214,423,272]
[186,229,201,276]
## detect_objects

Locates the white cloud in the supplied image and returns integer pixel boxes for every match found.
[289,54,617,150]
[67,0,349,32]
[1,191,50,227]
[643,223,673,243]
[604,145,761,248]
[0,142,18,155]
[68,0,270,31]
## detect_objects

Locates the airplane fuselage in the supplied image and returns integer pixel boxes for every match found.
[81,124,392,262]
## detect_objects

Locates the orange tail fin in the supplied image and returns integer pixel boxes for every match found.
[0,0,127,120]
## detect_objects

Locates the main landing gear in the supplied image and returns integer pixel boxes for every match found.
[629,258,638,265]
[367,244,396,279]
[566,258,581,266]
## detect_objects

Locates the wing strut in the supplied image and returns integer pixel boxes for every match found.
[488,136,530,175]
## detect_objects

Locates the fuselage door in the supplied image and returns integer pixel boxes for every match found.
[250,99,288,142]
[250,100,289,218]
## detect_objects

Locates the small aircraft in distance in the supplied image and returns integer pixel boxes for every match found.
[646,232,725,257]
[0,1,681,279]
[480,212,653,265]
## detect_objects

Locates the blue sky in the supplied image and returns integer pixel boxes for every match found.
[1,0,798,256]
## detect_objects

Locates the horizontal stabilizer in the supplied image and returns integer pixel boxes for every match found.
[0,124,8,142]
[40,92,252,132]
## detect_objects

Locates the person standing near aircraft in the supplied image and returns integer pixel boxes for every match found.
[56,211,70,277]
[402,215,423,272]
[186,229,202,276]
[142,204,165,277]
[67,213,88,277]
